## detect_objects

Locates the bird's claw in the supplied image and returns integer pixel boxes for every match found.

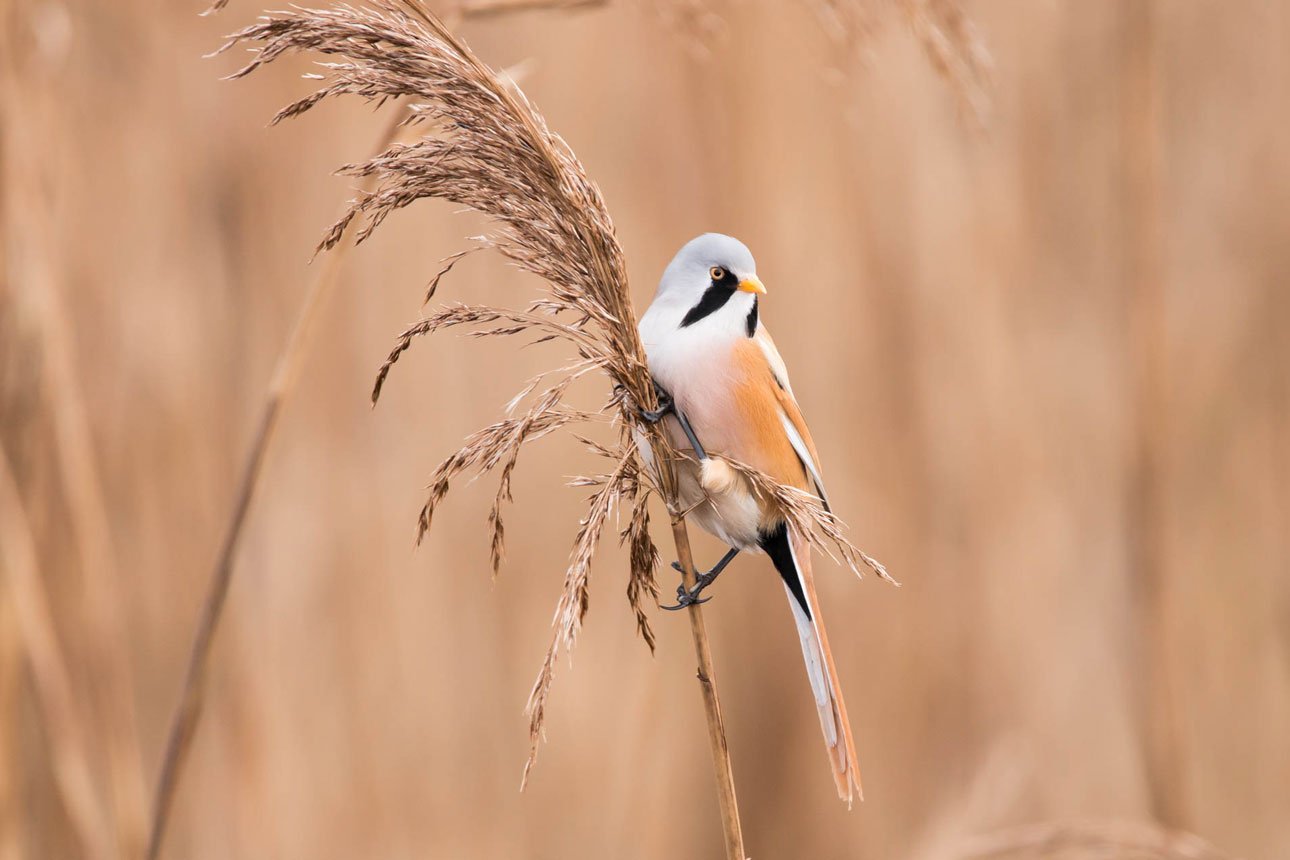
[660,588,713,611]
[638,385,674,425]
[660,561,720,610]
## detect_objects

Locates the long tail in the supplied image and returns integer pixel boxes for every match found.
[760,520,862,805]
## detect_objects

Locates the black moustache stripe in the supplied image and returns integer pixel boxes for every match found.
[679,283,737,328]
[745,298,758,337]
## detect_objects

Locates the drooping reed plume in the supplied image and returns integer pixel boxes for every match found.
[217,1,887,855]
[811,0,992,123]
[148,5,605,859]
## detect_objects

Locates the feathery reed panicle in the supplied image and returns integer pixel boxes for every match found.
[722,455,897,585]
[151,6,608,859]
[221,0,675,762]
[224,4,882,854]
[227,0,881,758]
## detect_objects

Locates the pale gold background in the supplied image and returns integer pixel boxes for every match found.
[3,1,1288,858]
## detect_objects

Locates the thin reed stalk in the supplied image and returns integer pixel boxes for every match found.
[144,99,412,860]
[668,515,745,859]
[40,283,149,859]
[0,585,19,860]
[2,3,150,852]
[0,448,113,860]
[1118,0,1189,830]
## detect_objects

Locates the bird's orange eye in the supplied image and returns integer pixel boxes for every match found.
[710,266,727,282]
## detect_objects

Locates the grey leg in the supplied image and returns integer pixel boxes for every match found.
[637,382,709,460]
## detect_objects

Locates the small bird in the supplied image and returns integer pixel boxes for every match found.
[637,233,862,804]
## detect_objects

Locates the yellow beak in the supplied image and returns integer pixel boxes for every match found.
[738,275,767,295]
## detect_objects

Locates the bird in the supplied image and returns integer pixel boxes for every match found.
[635,232,862,804]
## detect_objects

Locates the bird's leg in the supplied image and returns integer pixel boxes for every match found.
[673,409,709,461]
[661,547,740,611]
[639,379,723,610]
[637,382,710,460]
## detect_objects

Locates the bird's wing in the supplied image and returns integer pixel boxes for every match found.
[753,326,832,511]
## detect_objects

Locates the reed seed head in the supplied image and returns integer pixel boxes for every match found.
[224,0,888,782]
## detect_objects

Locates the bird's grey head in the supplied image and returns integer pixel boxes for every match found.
[653,233,766,335]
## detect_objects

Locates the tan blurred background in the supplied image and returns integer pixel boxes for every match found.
[3,1,1289,858]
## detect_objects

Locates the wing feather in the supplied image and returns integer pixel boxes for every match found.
[755,327,831,510]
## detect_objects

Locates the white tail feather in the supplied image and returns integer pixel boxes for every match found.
[784,527,862,805]
[784,582,839,748]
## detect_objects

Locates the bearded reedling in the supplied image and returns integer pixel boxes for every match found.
[638,233,863,803]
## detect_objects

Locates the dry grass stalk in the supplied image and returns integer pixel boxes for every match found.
[2,5,150,852]
[37,288,150,859]
[143,102,414,860]
[146,4,606,858]
[0,448,113,860]
[665,515,744,855]
[0,584,19,860]
[956,820,1237,860]
[1118,1,1190,832]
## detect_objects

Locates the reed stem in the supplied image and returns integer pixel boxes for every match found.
[668,514,746,860]
[0,448,113,860]
[144,102,413,860]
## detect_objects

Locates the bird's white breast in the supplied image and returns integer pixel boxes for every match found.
[637,293,766,550]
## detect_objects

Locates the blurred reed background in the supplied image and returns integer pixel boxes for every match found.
[2,0,1288,858]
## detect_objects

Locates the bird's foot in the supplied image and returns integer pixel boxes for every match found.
[660,580,714,611]
[659,559,724,611]
[638,384,674,425]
